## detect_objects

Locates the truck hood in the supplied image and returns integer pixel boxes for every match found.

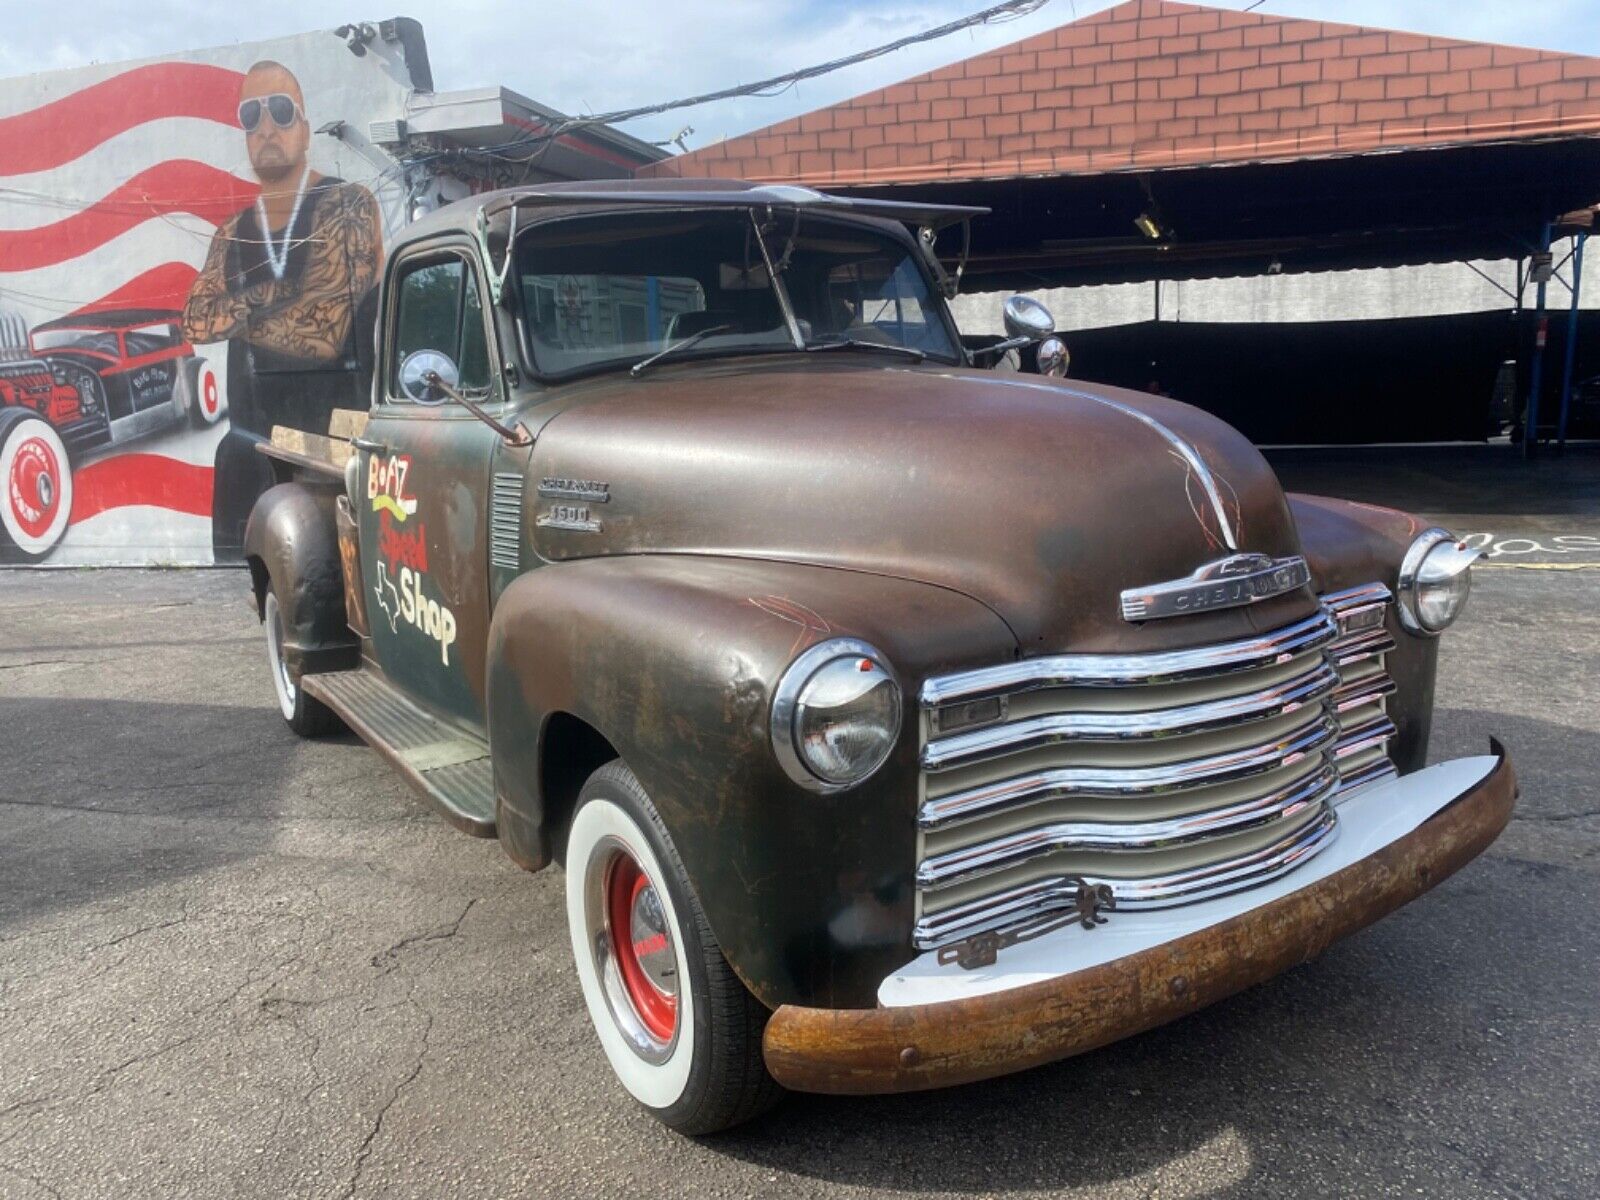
[529,358,1317,652]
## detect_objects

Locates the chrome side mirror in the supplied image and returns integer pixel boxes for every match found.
[1036,335,1069,378]
[398,349,460,405]
[1002,295,1055,341]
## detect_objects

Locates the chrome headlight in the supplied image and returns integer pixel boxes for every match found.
[771,638,901,792]
[1398,528,1480,635]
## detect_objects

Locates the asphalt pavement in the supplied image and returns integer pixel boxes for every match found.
[2,484,1598,1197]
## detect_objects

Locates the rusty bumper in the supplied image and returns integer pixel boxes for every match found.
[763,743,1516,1095]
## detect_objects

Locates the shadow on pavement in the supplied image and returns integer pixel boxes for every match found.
[0,695,353,930]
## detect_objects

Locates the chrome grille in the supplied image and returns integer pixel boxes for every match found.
[914,585,1399,952]
[1323,582,1400,796]
[489,472,524,570]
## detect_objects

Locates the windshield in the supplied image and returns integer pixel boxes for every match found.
[31,328,121,356]
[513,209,959,378]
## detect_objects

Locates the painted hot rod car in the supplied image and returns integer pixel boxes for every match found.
[244,180,1512,1134]
[0,308,221,558]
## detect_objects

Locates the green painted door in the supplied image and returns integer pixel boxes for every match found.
[357,247,502,731]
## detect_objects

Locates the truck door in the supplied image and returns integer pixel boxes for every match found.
[356,245,502,730]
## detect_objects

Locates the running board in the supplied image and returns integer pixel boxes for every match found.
[302,667,496,837]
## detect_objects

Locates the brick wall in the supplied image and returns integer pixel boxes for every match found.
[643,0,1600,186]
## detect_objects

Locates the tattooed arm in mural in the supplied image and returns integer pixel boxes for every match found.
[181,216,253,345]
[182,184,383,363]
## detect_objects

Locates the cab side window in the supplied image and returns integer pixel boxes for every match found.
[390,256,493,398]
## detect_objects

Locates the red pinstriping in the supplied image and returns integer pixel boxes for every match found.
[0,160,257,273]
[0,62,245,177]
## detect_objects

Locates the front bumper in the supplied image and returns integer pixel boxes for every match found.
[763,741,1516,1094]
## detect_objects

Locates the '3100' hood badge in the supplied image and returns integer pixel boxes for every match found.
[1120,553,1311,622]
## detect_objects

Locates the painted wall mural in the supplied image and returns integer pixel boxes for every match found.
[0,29,421,564]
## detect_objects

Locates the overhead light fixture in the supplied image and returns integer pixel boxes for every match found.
[335,22,376,56]
[1134,210,1164,240]
[1134,176,1171,242]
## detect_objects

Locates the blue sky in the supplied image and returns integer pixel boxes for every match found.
[4,1,1599,146]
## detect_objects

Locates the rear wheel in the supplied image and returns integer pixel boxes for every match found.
[565,760,782,1134]
[0,410,72,561]
[262,586,341,736]
[190,358,224,427]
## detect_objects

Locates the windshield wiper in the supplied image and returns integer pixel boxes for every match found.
[804,336,924,362]
[630,325,735,377]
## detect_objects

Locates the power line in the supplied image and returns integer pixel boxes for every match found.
[0,1,1054,271]
[478,0,1052,166]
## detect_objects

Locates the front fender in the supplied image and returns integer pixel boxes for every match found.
[1289,493,1440,772]
[487,554,1015,1010]
[243,481,358,679]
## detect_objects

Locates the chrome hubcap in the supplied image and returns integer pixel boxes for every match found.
[629,884,677,999]
[584,837,679,1063]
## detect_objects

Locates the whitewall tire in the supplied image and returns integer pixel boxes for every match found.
[178,356,225,427]
[194,358,225,425]
[565,761,782,1134]
[263,586,341,737]
[0,413,72,560]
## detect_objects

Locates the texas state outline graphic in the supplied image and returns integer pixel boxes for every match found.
[373,562,402,632]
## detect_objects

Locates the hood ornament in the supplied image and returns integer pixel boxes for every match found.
[1121,552,1310,622]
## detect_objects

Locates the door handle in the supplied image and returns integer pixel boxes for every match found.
[349,435,388,455]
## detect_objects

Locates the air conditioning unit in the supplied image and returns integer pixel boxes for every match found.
[369,118,408,146]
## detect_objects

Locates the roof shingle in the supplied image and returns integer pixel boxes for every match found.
[641,0,1600,186]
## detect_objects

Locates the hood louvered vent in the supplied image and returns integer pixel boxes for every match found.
[489,472,524,570]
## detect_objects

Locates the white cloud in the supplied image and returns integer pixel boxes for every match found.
[2,1,1598,147]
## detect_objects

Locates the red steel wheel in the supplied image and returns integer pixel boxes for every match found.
[605,851,679,1045]
[0,411,72,560]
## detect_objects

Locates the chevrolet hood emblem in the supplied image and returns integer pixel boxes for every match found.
[1121,553,1311,622]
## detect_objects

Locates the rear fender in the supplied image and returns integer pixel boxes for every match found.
[487,554,1015,1010]
[243,481,359,679]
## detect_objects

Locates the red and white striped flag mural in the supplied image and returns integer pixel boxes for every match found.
[0,34,409,564]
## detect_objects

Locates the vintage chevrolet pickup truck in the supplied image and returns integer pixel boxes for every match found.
[244,179,1513,1134]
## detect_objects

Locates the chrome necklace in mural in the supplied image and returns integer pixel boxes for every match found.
[256,164,312,281]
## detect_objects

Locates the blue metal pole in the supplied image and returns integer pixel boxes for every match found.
[1557,231,1586,453]
[1524,221,1553,458]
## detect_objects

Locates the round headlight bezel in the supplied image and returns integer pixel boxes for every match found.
[1397,527,1479,636]
[770,638,902,793]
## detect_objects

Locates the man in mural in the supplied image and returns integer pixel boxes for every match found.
[184,59,384,558]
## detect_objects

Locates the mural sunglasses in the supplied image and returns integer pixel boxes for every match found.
[238,93,304,133]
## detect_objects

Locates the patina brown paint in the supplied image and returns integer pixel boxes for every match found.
[242,478,357,677]
[523,358,1313,655]
[252,184,1477,1017]
[487,554,1015,1009]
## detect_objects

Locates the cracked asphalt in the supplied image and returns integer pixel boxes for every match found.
[2,466,1598,1197]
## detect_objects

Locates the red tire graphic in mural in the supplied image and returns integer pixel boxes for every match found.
[177,356,225,427]
[0,409,73,560]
